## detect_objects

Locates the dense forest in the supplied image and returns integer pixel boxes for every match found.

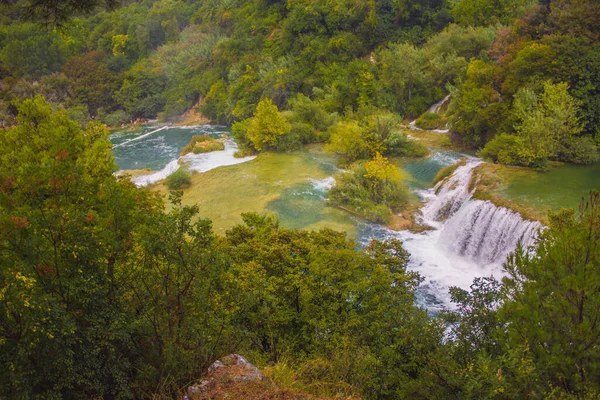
[1,0,600,398]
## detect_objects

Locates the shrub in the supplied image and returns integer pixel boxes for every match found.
[556,136,599,164]
[479,134,534,166]
[328,159,409,224]
[415,112,447,130]
[326,121,371,165]
[165,168,191,189]
[180,135,225,156]
[103,110,130,126]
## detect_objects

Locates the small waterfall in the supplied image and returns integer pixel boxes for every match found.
[439,200,542,266]
[423,159,541,266]
[409,94,451,133]
[421,160,482,223]
[427,94,451,114]
[359,157,543,310]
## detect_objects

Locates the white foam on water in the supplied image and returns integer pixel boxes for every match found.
[360,158,543,311]
[182,139,256,173]
[309,177,336,192]
[112,126,169,148]
[131,159,181,187]
[129,139,256,187]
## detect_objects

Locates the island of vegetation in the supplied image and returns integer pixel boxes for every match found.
[180,134,225,156]
[1,0,600,398]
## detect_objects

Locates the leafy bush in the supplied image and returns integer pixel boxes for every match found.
[326,120,371,165]
[328,156,409,224]
[165,168,191,189]
[180,135,224,156]
[479,134,534,166]
[415,112,447,130]
[288,93,338,133]
[103,109,130,126]
[556,136,600,164]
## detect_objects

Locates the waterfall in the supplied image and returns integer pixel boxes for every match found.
[359,157,543,310]
[427,94,451,114]
[408,94,451,133]
[439,200,542,266]
[423,159,541,266]
[421,160,482,223]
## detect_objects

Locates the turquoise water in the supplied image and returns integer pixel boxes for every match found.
[403,151,463,189]
[110,125,230,171]
[502,163,600,211]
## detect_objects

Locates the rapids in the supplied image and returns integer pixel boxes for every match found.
[359,160,542,311]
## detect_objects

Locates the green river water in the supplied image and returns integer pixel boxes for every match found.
[110,125,600,311]
[501,163,600,212]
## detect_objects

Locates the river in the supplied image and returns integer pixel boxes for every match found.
[110,125,598,312]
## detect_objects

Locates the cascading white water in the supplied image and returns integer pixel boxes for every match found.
[409,94,451,133]
[360,158,543,311]
[428,94,451,114]
[438,200,541,266]
[421,160,482,224]
[422,159,542,267]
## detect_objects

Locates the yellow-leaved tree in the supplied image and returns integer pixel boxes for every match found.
[245,98,291,151]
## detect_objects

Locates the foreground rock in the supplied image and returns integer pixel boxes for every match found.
[186,354,349,400]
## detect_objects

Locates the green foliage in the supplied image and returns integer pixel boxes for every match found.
[483,81,593,167]
[328,157,409,223]
[62,51,121,116]
[180,135,225,156]
[500,193,600,397]
[0,97,138,398]
[448,59,509,149]
[165,168,191,189]
[326,120,371,164]
[415,112,447,130]
[103,109,130,126]
[514,81,582,161]
[243,98,292,152]
[114,60,166,118]
[556,135,600,164]
[0,23,78,78]
[479,133,533,166]
[452,0,535,26]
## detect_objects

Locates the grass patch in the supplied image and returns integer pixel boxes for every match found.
[180,135,225,156]
[433,158,467,186]
[406,129,454,150]
[415,112,447,130]
[165,168,191,190]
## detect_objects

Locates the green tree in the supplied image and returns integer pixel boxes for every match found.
[448,60,508,149]
[513,81,583,164]
[61,51,121,117]
[326,120,371,164]
[244,98,291,151]
[452,0,535,26]
[501,193,600,397]
[0,97,150,398]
